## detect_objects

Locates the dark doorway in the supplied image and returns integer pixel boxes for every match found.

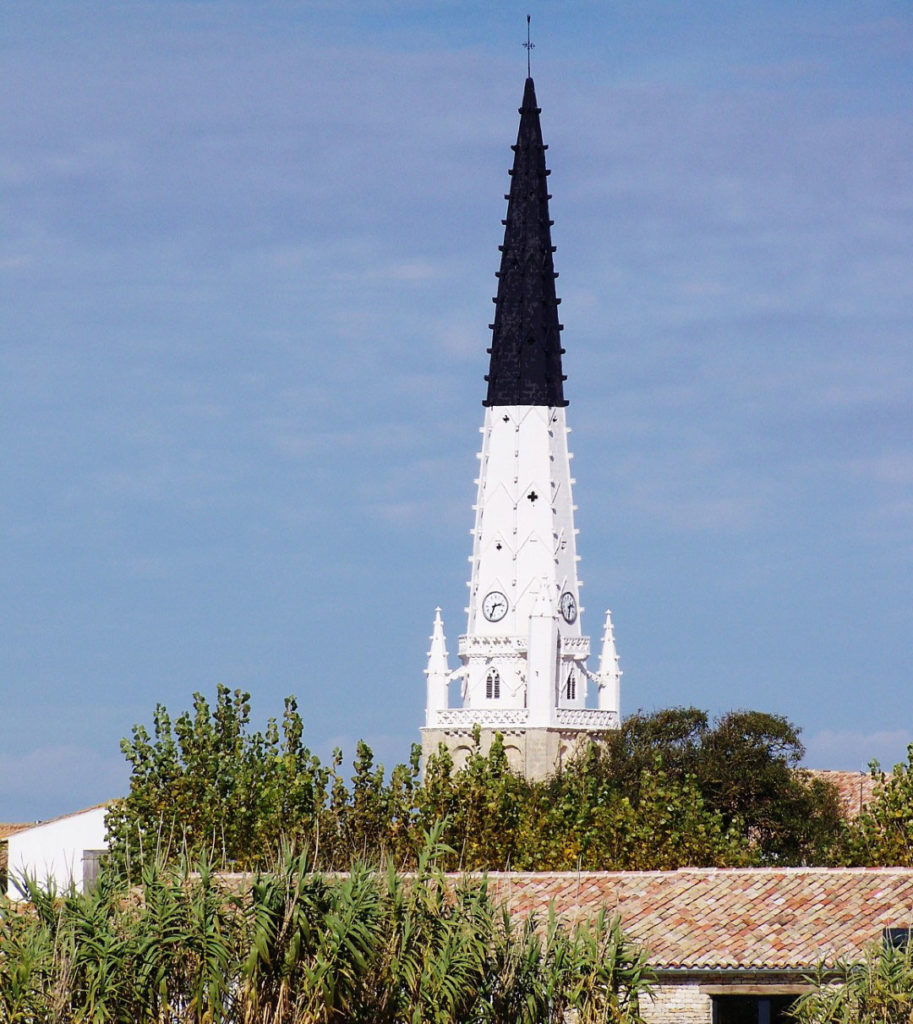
[713,995,798,1024]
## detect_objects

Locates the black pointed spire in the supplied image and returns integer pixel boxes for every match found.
[484,77,567,408]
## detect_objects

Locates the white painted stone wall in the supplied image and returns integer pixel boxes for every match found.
[423,399,623,770]
[462,405,590,718]
[6,805,108,898]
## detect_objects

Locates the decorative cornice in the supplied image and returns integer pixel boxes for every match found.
[457,635,589,656]
[554,708,618,729]
[458,635,528,656]
[426,708,617,731]
[427,708,530,728]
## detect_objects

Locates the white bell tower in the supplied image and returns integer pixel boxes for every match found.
[421,76,621,778]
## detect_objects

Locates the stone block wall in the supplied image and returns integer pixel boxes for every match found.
[420,725,605,779]
[639,974,809,1023]
[641,980,711,1023]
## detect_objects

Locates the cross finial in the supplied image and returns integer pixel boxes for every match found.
[523,14,535,77]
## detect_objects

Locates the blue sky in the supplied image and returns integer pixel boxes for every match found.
[3,2,912,821]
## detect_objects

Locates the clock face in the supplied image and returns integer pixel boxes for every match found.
[482,591,508,622]
[560,591,577,624]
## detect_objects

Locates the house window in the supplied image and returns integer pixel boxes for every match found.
[712,995,798,1024]
[566,672,576,700]
[486,669,500,700]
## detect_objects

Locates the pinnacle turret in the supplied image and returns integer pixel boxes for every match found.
[597,610,622,713]
[484,77,567,408]
[424,607,451,721]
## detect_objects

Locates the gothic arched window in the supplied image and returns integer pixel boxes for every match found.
[566,672,576,701]
[486,669,501,700]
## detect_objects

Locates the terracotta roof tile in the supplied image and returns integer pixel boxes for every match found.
[479,868,913,970]
[808,769,878,819]
[0,823,30,840]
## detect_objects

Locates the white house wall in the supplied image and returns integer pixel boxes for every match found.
[6,805,108,898]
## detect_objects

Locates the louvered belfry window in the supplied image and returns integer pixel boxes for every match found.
[486,669,500,700]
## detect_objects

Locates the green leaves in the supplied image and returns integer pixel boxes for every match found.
[108,687,348,876]
[792,941,913,1023]
[109,690,849,874]
[589,707,843,865]
[0,860,245,1024]
[0,897,54,1023]
[837,746,913,866]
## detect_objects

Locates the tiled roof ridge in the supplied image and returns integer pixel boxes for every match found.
[214,866,913,971]
[4,800,113,835]
[0,823,31,840]
[468,866,913,879]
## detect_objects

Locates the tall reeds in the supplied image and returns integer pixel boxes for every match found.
[0,835,653,1024]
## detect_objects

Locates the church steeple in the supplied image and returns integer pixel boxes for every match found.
[421,74,620,780]
[484,77,567,408]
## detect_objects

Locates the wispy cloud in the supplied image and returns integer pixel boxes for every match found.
[804,728,912,773]
[2,2,912,815]
[0,746,128,822]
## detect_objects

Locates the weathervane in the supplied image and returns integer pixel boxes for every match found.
[523,14,535,77]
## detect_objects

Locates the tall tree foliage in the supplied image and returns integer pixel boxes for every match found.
[107,690,842,875]
[107,687,346,872]
[841,745,913,866]
[601,707,843,864]
[511,744,747,870]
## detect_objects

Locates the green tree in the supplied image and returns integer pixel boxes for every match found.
[107,686,345,874]
[695,710,843,863]
[843,746,913,866]
[602,707,842,864]
[602,706,709,796]
[516,743,747,871]
[108,689,843,875]
[417,729,532,870]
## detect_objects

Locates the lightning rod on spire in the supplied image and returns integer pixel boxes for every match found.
[523,14,535,78]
